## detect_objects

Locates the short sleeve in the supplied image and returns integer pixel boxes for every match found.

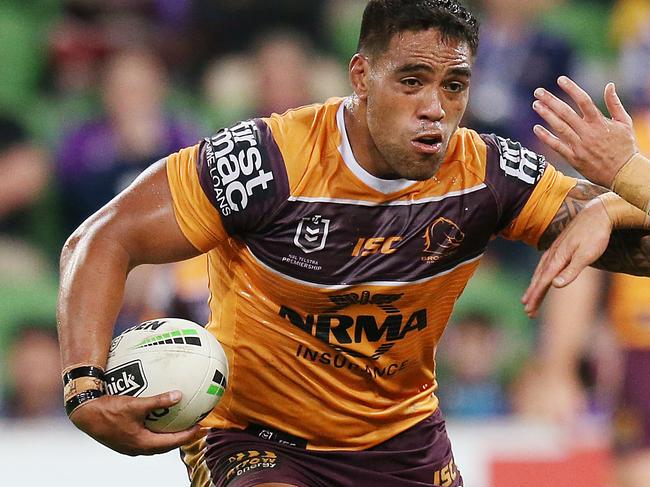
[481,134,577,246]
[500,163,577,245]
[167,119,291,251]
[166,145,227,253]
[195,119,290,236]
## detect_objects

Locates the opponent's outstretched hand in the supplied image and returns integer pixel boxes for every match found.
[522,198,612,318]
[532,76,638,188]
[69,391,205,456]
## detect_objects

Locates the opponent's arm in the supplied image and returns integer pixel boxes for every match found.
[522,180,650,317]
[533,76,650,214]
[58,158,205,455]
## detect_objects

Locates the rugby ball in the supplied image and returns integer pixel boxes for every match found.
[105,318,228,432]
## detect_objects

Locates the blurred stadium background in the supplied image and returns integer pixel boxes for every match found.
[1,0,649,485]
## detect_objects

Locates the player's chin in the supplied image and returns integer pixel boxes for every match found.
[405,157,443,181]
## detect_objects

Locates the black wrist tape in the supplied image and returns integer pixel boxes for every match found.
[62,365,105,386]
[65,389,104,416]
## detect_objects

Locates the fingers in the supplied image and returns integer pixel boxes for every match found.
[70,392,208,457]
[523,243,574,318]
[133,390,182,418]
[123,391,206,455]
[522,254,555,317]
[532,99,581,149]
[604,82,633,125]
[526,251,593,317]
[522,276,552,319]
[556,76,601,121]
[533,124,574,161]
[525,243,553,295]
[523,230,602,318]
[137,424,206,456]
[551,259,584,288]
[534,87,584,130]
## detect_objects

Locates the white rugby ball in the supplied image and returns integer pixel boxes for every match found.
[105,318,228,432]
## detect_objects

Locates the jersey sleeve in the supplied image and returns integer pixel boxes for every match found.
[166,119,291,251]
[166,145,227,253]
[481,134,577,246]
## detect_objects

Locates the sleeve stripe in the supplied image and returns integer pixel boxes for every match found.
[502,166,577,246]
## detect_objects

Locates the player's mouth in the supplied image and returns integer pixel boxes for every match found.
[411,134,443,154]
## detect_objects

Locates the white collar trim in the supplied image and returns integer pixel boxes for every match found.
[336,100,418,194]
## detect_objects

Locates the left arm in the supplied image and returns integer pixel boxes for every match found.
[522,179,650,316]
[538,180,650,274]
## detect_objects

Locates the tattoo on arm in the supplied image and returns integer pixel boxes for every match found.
[538,180,608,250]
[539,180,650,276]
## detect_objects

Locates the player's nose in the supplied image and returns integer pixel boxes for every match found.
[416,90,445,122]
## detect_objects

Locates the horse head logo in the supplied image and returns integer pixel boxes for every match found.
[423,217,465,256]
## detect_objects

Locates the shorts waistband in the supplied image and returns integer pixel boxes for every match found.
[244,423,309,449]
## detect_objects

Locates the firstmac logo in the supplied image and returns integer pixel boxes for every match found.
[104,360,148,397]
[203,120,274,217]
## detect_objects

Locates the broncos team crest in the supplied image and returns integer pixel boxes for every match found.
[422,217,465,262]
[294,215,330,253]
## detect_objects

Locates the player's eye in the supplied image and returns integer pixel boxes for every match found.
[445,81,467,93]
[401,78,422,88]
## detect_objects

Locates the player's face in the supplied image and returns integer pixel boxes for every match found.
[361,29,472,180]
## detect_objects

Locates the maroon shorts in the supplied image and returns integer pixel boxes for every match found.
[200,409,462,487]
[614,349,650,454]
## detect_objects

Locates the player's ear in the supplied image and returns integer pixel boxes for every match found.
[349,53,370,101]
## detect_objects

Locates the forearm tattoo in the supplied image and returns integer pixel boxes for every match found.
[539,180,650,276]
[591,230,650,276]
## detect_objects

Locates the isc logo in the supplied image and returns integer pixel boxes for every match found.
[352,237,402,257]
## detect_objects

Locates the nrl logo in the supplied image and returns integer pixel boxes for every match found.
[294,215,330,254]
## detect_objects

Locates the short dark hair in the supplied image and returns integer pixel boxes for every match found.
[358,0,479,57]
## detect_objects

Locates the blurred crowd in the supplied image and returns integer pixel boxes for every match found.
[0,0,648,453]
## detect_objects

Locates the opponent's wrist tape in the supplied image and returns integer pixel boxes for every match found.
[598,192,650,229]
[62,365,105,417]
[611,153,650,215]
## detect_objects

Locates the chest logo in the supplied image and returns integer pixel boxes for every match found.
[279,291,427,361]
[294,215,330,254]
[351,236,402,257]
[422,217,465,262]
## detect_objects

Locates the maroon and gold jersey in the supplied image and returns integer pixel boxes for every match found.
[166,98,575,450]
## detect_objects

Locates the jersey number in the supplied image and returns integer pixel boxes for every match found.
[497,136,544,185]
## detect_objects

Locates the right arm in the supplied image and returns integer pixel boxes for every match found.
[58,158,205,455]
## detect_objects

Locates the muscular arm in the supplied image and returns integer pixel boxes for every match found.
[538,180,650,276]
[57,158,205,455]
[58,158,201,369]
